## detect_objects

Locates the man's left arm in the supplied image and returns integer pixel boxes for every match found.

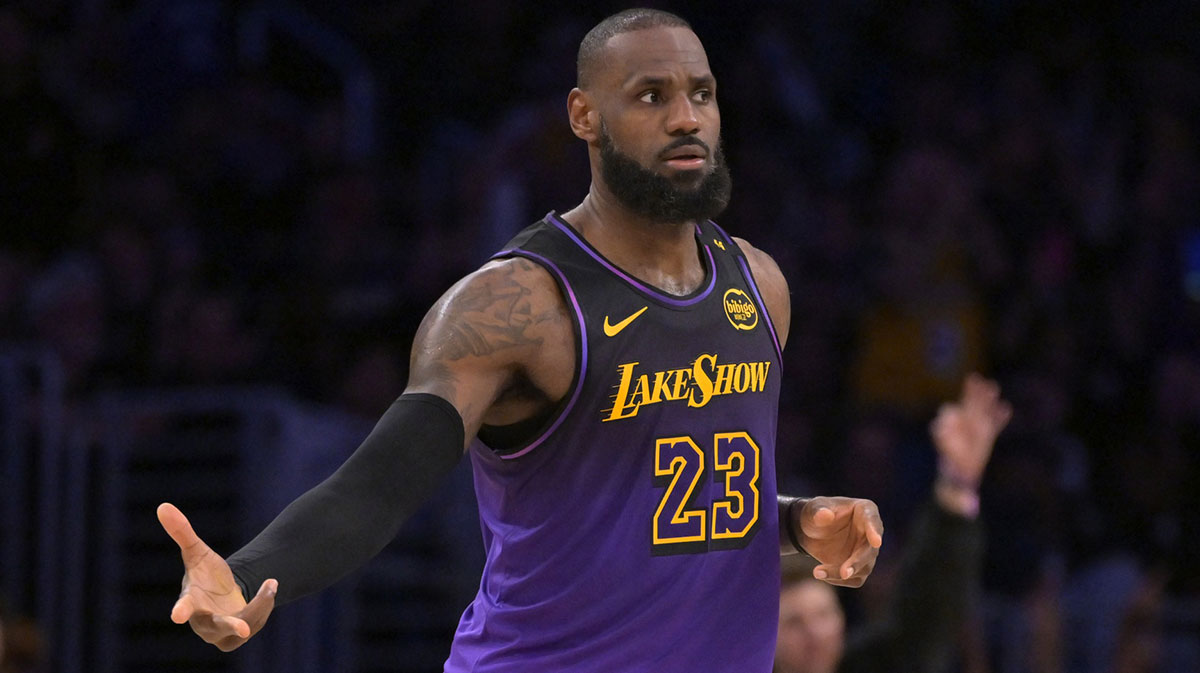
[736,237,884,588]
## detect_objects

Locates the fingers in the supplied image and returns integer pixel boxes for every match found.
[812,540,879,588]
[813,561,874,586]
[812,544,877,586]
[860,501,884,549]
[212,614,251,640]
[803,498,883,588]
[184,612,250,644]
[195,580,277,651]
[963,374,1000,415]
[797,498,844,540]
[157,502,209,565]
[968,374,1013,435]
[801,498,882,540]
[173,601,250,647]
[216,635,248,653]
[838,530,882,580]
[240,579,279,634]
[171,594,195,624]
[993,398,1014,429]
[810,504,835,528]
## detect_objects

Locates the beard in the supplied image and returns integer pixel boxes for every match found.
[598,121,732,224]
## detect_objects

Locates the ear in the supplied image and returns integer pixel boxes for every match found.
[567,88,599,143]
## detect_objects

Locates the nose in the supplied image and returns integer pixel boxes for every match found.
[666,95,700,136]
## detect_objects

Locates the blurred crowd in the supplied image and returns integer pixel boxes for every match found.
[1,1,1198,672]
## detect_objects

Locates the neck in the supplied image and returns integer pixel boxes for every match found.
[560,188,705,296]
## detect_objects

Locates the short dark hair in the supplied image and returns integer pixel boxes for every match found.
[577,8,693,88]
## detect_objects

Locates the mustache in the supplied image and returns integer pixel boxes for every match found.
[658,136,711,159]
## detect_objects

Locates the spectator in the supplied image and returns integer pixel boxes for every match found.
[776,375,1011,673]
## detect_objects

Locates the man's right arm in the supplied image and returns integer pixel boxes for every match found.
[160,256,574,650]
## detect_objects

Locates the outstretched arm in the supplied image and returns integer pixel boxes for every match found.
[841,374,1011,672]
[159,257,574,650]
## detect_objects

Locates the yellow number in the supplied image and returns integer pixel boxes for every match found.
[711,432,761,547]
[651,432,760,554]
[652,437,707,551]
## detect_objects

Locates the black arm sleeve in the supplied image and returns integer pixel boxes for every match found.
[226,393,465,605]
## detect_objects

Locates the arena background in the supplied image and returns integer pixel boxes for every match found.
[1,1,1197,671]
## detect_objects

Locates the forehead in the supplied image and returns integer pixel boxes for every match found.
[599,26,711,88]
[780,581,839,615]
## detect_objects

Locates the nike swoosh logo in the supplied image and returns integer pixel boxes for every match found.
[603,306,649,337]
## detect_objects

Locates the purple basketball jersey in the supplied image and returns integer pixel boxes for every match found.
[444,213,784,672]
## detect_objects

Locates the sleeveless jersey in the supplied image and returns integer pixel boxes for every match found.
[444,212,784,673]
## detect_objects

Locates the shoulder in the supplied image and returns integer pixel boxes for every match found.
[732,237,791,348]
[444,255,563,310]
[419,256,571,362]
[406,256,576,432]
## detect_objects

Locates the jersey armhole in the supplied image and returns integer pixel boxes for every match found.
[707,221,784,365]
[479,248,588,459]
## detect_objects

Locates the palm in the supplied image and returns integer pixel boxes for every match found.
[178,543,246,616]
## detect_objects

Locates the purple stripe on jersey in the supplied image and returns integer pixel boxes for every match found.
[488,249,588,459]
[737,256,784,364]
[546,212,716,307]
[709,219,735,247]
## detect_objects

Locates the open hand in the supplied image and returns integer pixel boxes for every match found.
[157,502,277,651]
[792,497,884,588]
[930,373,1012,487]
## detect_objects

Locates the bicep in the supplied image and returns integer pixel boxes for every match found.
[404,258,572,444]
[733,237,791,348]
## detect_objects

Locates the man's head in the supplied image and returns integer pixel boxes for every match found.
[775,574,846,673]
[568,9,730,224]
[576,8,693,90]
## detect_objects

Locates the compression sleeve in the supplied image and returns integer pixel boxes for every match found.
[226,392,464,605]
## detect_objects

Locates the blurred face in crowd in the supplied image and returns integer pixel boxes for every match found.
[775,579,846,673]
[579,26,731,223]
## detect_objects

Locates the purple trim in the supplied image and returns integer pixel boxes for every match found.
[737,256,784,365]
[709,220,735,247]
[488,249,588,460]
[546,212,716,307]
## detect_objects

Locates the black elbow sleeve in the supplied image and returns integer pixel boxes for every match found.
[226,392,465,604]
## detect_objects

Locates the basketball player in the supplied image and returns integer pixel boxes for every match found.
[775,375,1011,673]
[158,9,885,671]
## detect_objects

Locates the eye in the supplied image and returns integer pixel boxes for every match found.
[693,89,712,103]
[639,91,660,104]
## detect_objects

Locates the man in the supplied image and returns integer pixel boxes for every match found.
[775,375,1011,673]
[158,9,885,672]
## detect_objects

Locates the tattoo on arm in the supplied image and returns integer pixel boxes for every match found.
[442,274,542,359]
[409,258,570,436]
[415,259,560,367]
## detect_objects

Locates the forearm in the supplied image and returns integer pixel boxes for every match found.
[226,393,464,605]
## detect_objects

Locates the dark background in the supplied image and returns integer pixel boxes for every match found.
[1,1,1198,672]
